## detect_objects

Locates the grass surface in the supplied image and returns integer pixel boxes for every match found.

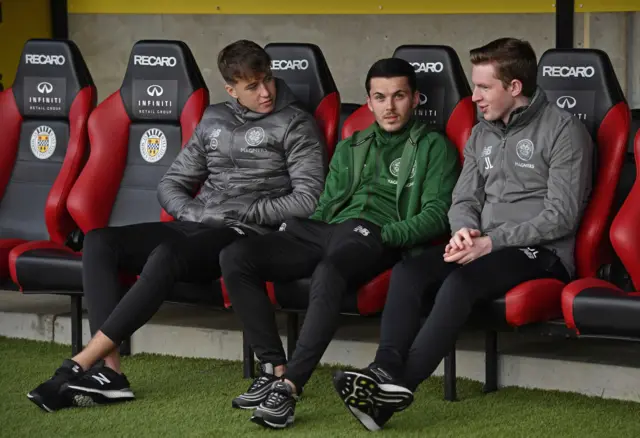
[1,336,639,437]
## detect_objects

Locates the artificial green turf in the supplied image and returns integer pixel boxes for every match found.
[1,336,639,437]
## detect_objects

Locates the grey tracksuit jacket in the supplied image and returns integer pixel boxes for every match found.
[157,78,327,235]
[448,88,594,277]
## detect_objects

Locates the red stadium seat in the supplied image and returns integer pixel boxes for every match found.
[9,40,209,293]
[561,128,640,338]
[0,39,96,282]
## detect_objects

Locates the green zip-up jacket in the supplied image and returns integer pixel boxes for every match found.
[310,119,460,248]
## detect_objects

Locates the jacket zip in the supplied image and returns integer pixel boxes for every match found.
[359,143,381,219]
[229,127,239,170]
[498,136,508,199]
[321,133,371,217]
[396,136,417,221]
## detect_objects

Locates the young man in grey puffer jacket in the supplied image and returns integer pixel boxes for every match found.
[27,40,326,413]
[333,37,594,431]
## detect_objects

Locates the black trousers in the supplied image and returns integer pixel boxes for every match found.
[83,221,249,344]
[372,243,570,391]
[220,218,401,390]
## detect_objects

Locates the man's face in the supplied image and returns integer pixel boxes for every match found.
[471,63,518,124]
[225,72,276,114]
[367,76,418,133]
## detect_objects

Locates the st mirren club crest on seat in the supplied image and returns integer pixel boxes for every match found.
[30,125,57,160]
[139,128,167,163]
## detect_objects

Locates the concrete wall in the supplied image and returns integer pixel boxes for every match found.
[68,12,639,108]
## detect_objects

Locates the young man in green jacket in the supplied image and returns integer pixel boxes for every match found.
[219,58,460,429]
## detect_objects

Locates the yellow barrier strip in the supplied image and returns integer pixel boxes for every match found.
[578,0,640,13]
[68,0,557,14]
[67,0,640,14]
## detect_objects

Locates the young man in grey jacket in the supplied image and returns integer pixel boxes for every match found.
[27,39,326,413]
[333,37,594,431]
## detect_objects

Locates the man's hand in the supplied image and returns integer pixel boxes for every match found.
[443,235,492,265]
[445,227,481,254]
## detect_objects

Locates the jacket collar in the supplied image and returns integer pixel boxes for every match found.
[225,77,298,122]
[480,87,548,135]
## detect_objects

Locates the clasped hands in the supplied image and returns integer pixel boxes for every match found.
[443,227,492,265]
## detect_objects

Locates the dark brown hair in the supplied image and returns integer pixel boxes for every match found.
[217,40,271,84]
[470,37,538,97]
[365,58,417,95]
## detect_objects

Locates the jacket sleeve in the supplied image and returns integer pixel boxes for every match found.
[381,134,460,247]
[157,124,209,222]
[246,113,327,226]
[447,128,485,233]
[486,118,593,250]
[309,138,349,221]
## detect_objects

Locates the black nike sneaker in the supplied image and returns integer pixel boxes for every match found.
[251,380,297,429]
[232,362,279,409]
[27,359,84,412]
[333,364,413,431]
[65,366,135,406]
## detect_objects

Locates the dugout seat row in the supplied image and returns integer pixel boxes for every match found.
[2,38,636,388]
[265,46,632,399]
[0,38,342,354]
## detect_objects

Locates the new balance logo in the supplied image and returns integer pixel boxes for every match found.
[520,247,539,259]
[91,373,111,386]
[484,157,493,170]
[353,225,370,237]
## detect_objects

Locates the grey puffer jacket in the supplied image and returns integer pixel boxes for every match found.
[448,88,594,278]
[157,78,327,235]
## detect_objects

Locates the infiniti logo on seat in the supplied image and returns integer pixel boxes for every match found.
[419,93,428,105]
[556,95,577,109]
[147,84,164,97]
[37,82,53,94]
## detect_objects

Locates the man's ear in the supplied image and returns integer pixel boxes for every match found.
[225,83,238,99]
[366,95,373,112]
[509,79,524,97]
[412,90,420,109]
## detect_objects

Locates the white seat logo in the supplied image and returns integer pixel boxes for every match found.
[147,84,164,97]
[271,59,309,70]
[542,65,595,78]
[25,54,66,65]
[134,55,177,67]
[556,96,577,109]
[37,82,53,94]
[419,93,428,105]
[410,62,444,73]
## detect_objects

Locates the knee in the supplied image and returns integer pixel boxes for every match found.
[387,258,426,294]
[83,227,118,258]
[437,270,475,306]
[219,239,254,276]
[309,259,347,299]
[145,241,183,274]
